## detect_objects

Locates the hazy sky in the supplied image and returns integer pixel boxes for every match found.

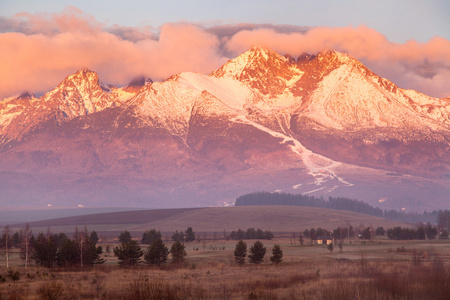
[1,0,449,99]
[2,0,448,43]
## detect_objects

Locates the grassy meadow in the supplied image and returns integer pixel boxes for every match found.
[0,236,449,299]
[0,206,449,299]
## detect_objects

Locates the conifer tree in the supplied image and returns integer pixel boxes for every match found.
[114,240,143,266]
[170,241,186,264]
[185,227,196,243]
[233,240,247,265]
[118,231,132,243]
[270,244,283,264]
[248,240,266,264]
[141,229,162,244]
[144,238,169,265]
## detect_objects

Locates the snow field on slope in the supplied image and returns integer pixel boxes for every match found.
[306,63,431,130]
[178,72,251,110]
[231,115,353,189]
[0,104,24,129]
[402,89,450,125]
[136,79,205,135]
[111,88,136,103]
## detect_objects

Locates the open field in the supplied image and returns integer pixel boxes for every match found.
[0,237,449,299]
[2,206,448,299]
[10,206,410,239]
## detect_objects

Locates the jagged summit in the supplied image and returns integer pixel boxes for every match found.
[18,91,35,99]
[64,67,99,84]
[210,47,366,100]
[211,46,302,97]
[124,76,153,93]
[211,46,291,78]
[0,47,449,212]
[126,76,153,88]
[77,67,94,73]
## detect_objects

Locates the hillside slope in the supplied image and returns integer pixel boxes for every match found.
[19,206,410,235]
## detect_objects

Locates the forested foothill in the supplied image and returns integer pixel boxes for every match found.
[235,192,449,224]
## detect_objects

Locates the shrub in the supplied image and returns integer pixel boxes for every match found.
[37,281,65,300]
[7,269,20,281]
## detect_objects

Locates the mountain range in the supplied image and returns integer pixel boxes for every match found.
[1,47,449,211]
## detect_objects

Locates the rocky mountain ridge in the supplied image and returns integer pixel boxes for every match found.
[0,47,449,210]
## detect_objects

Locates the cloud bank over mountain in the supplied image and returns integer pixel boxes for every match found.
[1,7,449,99]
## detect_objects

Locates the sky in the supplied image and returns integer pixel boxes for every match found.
[1,0,449,99]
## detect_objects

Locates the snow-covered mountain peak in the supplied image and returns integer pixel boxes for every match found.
[115,76,153,97]
[211,46,303,98]
[125,76,153,89]
[297,50,359,71]
[318,49,349,60]
[17,91,35,100]
[63,67,99,86]
[246,45,286,61]
[211,46,290,79]
[28,68,119,123]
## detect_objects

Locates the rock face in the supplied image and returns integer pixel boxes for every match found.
[0,47,449,210]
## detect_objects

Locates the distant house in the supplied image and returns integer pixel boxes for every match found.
[316,236,334,245]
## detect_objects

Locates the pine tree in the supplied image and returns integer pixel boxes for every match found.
[57,238,78,267]
[233,240,247,265]
[270,244,283,264]
[90,231,99,244]
[170,241,186,264]
[248,240,266,264]
[118,231,132,244]
[114,240,143,266]
[185,227,196,243]
[82,235,105,266]
[32,231,59,268]
[171,230,185,242]
[141,229,162,244]
[144,238,169,265]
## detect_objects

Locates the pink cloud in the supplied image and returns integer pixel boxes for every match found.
[0,10,228,99]
[1,9,449,100]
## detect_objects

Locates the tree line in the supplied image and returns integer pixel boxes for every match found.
[3,221,447,269]
[229,228,274,240]
[0,225,103,268]
[0,226,196,268]
[233,240,283,265]
[235,192,448,224]
[113,229,189,266]
[386,224,444,240]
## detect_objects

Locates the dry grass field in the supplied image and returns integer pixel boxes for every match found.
[1,206,449,299]
[0,237,449,299]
